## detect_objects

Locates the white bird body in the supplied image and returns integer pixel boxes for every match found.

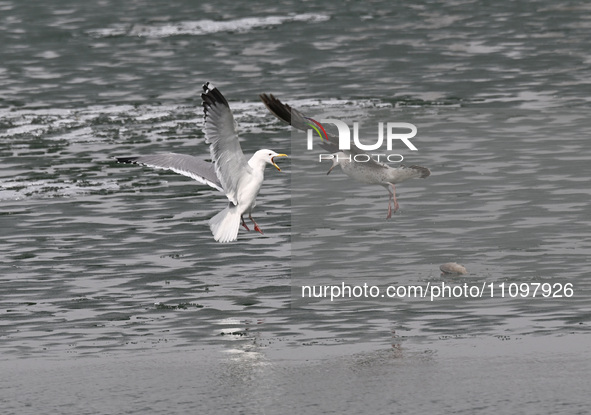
[209,149,276,243]
[117,84,287,243]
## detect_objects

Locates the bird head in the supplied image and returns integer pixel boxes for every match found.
[256,149,288,171]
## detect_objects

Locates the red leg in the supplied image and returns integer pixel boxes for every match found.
[241,215,250,231]
[386,184,399,219]
[249,214,264,234]
[386,185,393,219]
[391,184,400,213]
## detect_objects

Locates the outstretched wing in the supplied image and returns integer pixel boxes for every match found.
[260,93,338,154]
[260,93,386,169]
[202,82,251,205]
[116,153,223,192]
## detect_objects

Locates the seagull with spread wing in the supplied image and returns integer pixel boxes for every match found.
[117,83,287,243]
[260,93,429,218]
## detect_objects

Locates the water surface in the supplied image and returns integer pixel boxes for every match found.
[1,1,590,413]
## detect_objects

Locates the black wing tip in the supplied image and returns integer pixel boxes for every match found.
[116,157,139,164]
[260,93,294,125]
[260,93,285,109]
[259,93,276,103]
[201,81,229,110]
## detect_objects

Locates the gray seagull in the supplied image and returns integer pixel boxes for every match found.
[260,93,429,218]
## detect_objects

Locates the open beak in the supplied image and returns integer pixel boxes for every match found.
[272,154,288,171]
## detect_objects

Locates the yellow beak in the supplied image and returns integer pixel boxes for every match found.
[272,154,288,171]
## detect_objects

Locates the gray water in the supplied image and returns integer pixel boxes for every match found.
[1,1,591,414]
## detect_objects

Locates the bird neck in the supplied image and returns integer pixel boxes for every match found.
[248,154,268,174]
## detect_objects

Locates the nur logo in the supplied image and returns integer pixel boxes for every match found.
[304,117,329,143]
[305,119,418,153]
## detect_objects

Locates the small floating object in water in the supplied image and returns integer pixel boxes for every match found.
[440,262,468,275]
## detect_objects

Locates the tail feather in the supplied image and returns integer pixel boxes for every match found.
[408,165,431,179]
[209,206,241,243]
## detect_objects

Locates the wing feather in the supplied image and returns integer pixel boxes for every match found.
[202,83,251,204]
[116,153,223,192]
[260,93,386,169]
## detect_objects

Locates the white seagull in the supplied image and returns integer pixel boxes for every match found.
[117,83,288,243]
[260,93,430,218]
